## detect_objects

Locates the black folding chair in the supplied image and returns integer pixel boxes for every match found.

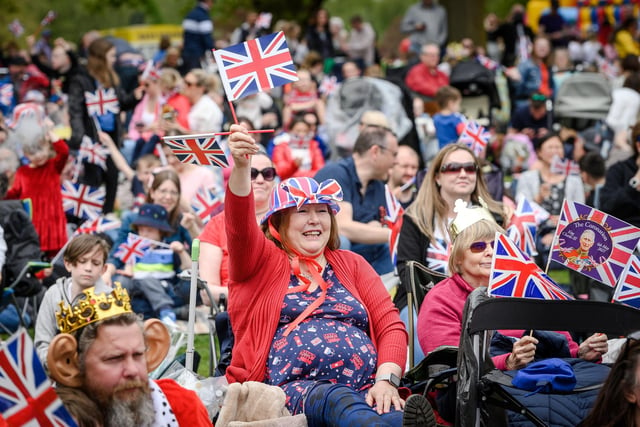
[457,288,640,427]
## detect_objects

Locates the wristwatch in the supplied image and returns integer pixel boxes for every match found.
[375,373,401,388]
[630,177,640,188]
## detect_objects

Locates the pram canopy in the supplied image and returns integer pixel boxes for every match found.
[554,73,612,120]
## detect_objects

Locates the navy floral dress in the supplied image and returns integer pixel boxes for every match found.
[265,263,378,414]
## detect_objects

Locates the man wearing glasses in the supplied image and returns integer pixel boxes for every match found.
[315,125,398,278]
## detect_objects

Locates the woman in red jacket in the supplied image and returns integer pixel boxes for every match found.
[271,117,325,180]
[224,124,434,427]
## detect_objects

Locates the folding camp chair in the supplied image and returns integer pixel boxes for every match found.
[457,288,640,427]
[402,260,447,369]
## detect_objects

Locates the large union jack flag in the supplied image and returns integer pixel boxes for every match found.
[507,195,538,257]
[191,187,223,225]
[550,156,580,176]
[457,120,490,156]
[0,330,77,426]
[490,233,574,300]
[84,88,119,116]
[78,136,108,171]
[61,181,104,220]
[114,233,152,265]
[613,254,640,309]
[162,134,229,167]
[213,31,298,101]
[550,200,640,287]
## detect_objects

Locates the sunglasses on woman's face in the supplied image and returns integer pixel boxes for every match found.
[469,240,495,253]
[440,162,478,174]
[251,167,277,181]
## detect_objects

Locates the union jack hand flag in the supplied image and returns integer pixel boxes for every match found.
[426,237,451,274]
[0,83,13,108]
[389,217,403,267]
[61,181,105,220]
[8,19,24,38]
[506,195,538,257]
[0,330,77,426]
[114,233,152,265]
[458,120,490,156]
[319,75,338,96]
[382,185,404,227]
[39,10,56,27]
[75,216,121,235]
[213,31,298,101]
[550,200,640,287]
[255,12,273,29]
[489,232,574,300]
[78,136,108,171]
[191,187,223,224]
[84,88,119,116]
[612,254,640,309]
[162,134,229,167]
[550,156,580,176]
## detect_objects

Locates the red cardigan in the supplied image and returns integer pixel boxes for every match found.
[224,189,408,383]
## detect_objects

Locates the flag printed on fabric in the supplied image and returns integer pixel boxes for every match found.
[8,19,24,38]
[191,187,223,224]
[490,232,574,300]
[213,31,298,101]
[281,178,343,210]
[78,136,109,171]
[114,233,152,265]
[84,88,119,116]
[551,200,640,287]
[61,181,105,220]
[0,83,13,108]
[382,185,404,228]
[389,216,403,268]
[76,216,121,235]
[457,121,490,156]
[162,134,228,167]
[426,237,450,274]
[506,195,538,257]
[0,330,77,426]
[39,10,56,27]
[530,199,551,225]
[255,12,273,29]
[550,156,580,176]
[612,254,640,309]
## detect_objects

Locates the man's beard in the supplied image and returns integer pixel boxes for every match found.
[85,379,156,427]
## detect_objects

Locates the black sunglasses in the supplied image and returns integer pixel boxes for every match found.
[440,162,478,174]
[469,240,495,253]
[251,167,277,181]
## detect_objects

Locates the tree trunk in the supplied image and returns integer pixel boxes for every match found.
[441,0,486,45]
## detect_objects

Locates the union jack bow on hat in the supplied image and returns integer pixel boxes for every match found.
[261,177,343,224]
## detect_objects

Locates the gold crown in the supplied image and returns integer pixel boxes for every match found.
[449,198,496,242]
[56,282,133,334]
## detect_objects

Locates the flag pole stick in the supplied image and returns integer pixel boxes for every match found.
[228,100,239,124]
[185,239,200,373]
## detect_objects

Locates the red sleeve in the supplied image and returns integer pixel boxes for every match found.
[52,138,70,173]
[155,379,212,426]
[417,279,464,355]
[272,144,297,180]
[4,170,23,200]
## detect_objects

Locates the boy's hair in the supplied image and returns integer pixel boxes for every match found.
[436,86,462,109]
[578,151,606,179]
[64,234,110,265]
[135,153,161,171]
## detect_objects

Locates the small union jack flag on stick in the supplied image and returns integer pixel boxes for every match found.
[213,31,298,101]
[381,185,404,228]
[458,120,491,156]
[76,216,121,235]
[162,134,229,167]
[8,19,24,38]
[191,187,223,224]
[0,83,13,108]
[612,254,640,309]
[39,10,57,27]
[0,330,77,426]
[61,181,105,220]
[550,156,580,176]
[319,75,338,96]
[114,233,153,265]
[78,136,109,171]
[490,233,574,300]
[84,88,119,116]
[506,195,539,257]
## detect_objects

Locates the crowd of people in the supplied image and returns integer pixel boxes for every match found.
[2,0,640,425]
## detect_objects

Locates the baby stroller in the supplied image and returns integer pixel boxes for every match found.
[449,60,501,125]
[456,287,640,427]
